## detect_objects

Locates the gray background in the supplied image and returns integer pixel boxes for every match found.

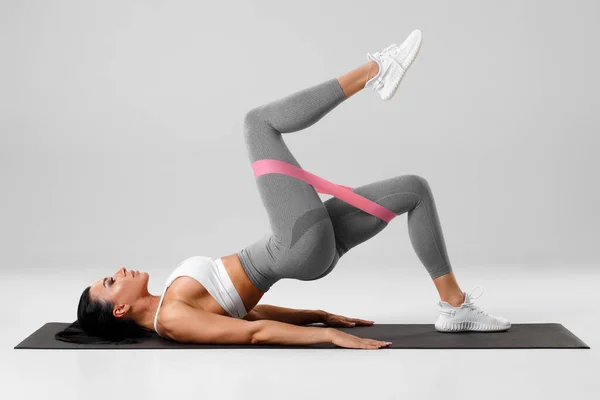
[2,0,599,271]
[1,1,599,399]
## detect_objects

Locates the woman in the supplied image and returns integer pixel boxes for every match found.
[71,30,510,350]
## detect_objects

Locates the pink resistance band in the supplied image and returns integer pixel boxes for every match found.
[251,159,398,224]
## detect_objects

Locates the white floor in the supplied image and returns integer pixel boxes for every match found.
[3,263,598,400]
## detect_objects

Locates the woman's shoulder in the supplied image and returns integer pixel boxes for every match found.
[155,299,195,339]
[156,300,237,343]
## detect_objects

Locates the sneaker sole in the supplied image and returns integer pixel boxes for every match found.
[435,319,511,333]
[381,35,423,101]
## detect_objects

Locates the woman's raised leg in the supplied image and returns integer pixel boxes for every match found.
[237,62,379,293]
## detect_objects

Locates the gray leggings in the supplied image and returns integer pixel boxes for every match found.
[237,78,452,293]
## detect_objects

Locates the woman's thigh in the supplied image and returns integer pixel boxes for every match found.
[243,108,336,257]
[239,108,344,291]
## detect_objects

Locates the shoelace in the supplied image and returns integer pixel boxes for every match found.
[463,285,489,315]
[373,43,400,59]
[438,285,488,316]
[367,43,403,90]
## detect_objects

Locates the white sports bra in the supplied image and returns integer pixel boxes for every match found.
[153,256,248,338]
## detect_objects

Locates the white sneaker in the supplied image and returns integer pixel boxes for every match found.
[434,285,511,332]
[365,29,423,100]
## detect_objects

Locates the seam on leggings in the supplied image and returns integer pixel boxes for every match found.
[420,197,447,272]
[331,78,348,99]
[430,264,450,274]
[429,264,451,279]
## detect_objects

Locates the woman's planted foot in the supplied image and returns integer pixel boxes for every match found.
[434,285,512,332]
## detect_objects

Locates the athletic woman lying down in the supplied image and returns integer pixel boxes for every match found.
[73,30,510,350]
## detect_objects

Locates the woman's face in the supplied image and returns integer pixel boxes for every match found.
[89,267,150,318]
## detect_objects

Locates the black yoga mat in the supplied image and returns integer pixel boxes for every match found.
[15,322,589,349]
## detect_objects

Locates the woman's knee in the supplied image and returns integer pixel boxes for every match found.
[243,107,268,135]
[402,174,432,198]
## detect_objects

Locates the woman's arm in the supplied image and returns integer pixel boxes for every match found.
[250,305,376,328]
[163,302,388,349]
[250,304,326,325]
[163,302,331,346]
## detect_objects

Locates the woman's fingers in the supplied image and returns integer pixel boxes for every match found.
[324,312,375,327]
[356,337,391,349]
[364,339,391,349]
[349,318,374,325]
[342,318,374,326]
[330,329,391,349]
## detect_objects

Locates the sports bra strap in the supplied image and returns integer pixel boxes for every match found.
[251,159,397,223]
[153,286,168,338]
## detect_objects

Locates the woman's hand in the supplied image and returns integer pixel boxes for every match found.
[321,311,375,328]
[327,328,391,350]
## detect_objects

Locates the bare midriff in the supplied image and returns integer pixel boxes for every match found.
[162,253,266,317]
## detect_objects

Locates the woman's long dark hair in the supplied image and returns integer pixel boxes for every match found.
[55,286,155,344]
